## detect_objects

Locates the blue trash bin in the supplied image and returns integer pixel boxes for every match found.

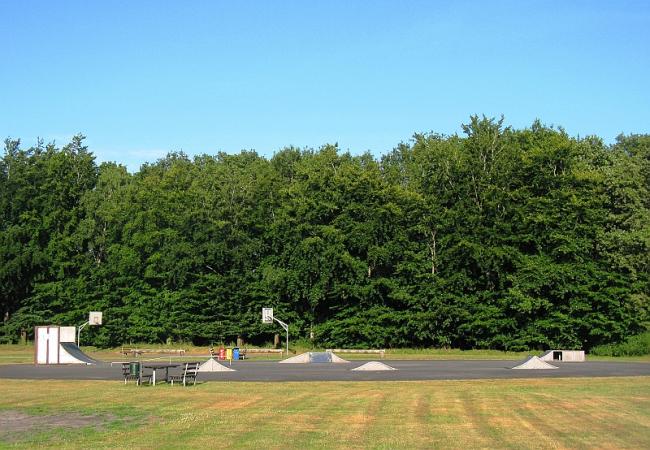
[233,347,240,361]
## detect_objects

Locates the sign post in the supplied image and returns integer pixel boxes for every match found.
[262,308,289,356]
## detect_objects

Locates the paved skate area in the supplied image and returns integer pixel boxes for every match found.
[1,359,649,382]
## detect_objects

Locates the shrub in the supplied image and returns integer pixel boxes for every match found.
[590,332,650,357]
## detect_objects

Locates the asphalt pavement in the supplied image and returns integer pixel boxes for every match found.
[1,359,649,382]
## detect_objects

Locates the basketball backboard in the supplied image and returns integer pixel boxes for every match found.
[89,311,102,325]
[262,308,273,324]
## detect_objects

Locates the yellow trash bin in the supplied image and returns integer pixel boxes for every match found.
[226,348,233,361]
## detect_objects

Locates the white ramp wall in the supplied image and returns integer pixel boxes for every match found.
[36,327,49,364]
[540,350,585,362]
[59,343,79,364]
[35,326,61,364]
[58,327,80,363]
[59,326,76,343]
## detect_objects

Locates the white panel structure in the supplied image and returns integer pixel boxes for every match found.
[47,327,59,364]
[540,350,585,362]
[59,326,76,343]
[34,326,98,364]
[36,327,49,364]
[59,346,76,363]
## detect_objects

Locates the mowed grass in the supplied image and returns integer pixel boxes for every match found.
[1,377,649,449]
[0,345,34,364]
[3,344,649,364]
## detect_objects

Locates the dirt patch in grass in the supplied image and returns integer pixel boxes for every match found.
[0,410,117,442]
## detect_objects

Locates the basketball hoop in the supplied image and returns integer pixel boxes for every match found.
[78,311,103,346]
[262,308,289,355]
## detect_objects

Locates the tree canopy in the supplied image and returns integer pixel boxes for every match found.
[1,117,649,350]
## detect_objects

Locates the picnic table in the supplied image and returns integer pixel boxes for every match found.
[142,363,180,385]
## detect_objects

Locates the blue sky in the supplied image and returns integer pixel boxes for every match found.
[1,1,649,172]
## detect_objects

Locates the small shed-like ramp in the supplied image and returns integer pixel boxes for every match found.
[540,350,585,362]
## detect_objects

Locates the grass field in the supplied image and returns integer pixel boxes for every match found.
[1,377,649,449]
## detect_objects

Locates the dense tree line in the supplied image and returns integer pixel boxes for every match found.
[1,117,649,350]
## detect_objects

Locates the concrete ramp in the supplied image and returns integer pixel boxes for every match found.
[310,352,331,363]
[279,352,349,364]
[329,353,348,363]
[512,356,558,370]
[352,361,397,371]
[198,358,235,372]
[279,352,311,363]
[59,343,99,365]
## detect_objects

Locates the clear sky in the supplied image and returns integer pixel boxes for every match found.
[1,1,649,172]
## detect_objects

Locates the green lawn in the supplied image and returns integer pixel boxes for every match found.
[1,377,649,449]
[2,344,649,365]
[0,345,34,365]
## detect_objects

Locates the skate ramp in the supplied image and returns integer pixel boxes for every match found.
[512,356,558,370]
[329,353,348,363]
[352,361,397,371]
[59,342,99,365]
[310,352,331,363]
[198,358,236,372]
[540,350,585,362]
[279,352,349,364]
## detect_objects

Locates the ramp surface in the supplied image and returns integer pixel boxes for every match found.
[310,352,332,363]
[59,343,99,364]
[280,352,349,364]
[352,361,397,371]
[198,358,235,372]
[512,356,558,370]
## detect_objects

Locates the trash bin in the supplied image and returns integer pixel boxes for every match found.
[226,348,233,360]
[233,347,240,361]
[129,361,140,376]
[218,347,225,360]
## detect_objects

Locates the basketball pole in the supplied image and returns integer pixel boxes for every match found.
[262,308,289,356]
[272,317,289,356]
[77,312,103,347]
[77,321,89,346]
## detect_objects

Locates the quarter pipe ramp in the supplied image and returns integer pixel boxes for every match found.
[59,342,99,365]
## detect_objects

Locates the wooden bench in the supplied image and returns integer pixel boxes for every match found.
[240,348,284,359]
[169,362,200,386]
[120,347,186,357]
[326,349,386,359]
